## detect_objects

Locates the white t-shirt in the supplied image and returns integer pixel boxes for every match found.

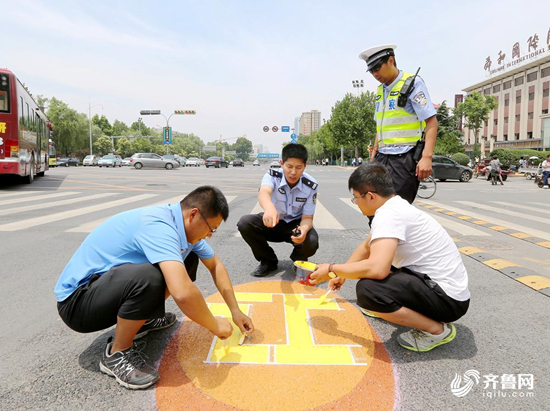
[369,196,470,301]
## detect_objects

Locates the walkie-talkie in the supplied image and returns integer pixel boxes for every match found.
[397,67,421,107]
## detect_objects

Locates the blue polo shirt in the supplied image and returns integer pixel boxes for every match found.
[54,203,214,302]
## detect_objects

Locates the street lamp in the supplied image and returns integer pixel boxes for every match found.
[140,109,196,155]
[352,79,364,96]
[89,103,103,155]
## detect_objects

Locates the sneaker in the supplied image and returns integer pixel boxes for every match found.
[99,337,160,389]
[359,307,380,318]
[544,186,549,189]
[252,262,278,277]
[134,312,177,340]
[397,323,456,352]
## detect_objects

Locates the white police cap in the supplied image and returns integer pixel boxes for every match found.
[359,45,397,71]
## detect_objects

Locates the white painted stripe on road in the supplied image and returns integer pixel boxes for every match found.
[491,201,550,216]
[0,193,118,216]
[312,200,345,230]
[339,197,360,213]
[456,201,550,225]
[0,194,158,231]
[0,191,41,198]
[419,199,550,241]
[235,201,263,237]
[0,191,79,206]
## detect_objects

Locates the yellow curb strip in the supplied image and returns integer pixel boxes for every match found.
[434,208,445,212]
[510,232,533,239]
[458,216,472,220]
[458,246,486,255]
[472,220,488,225]
[516,275,550,291]
[489,225,508,231]
[445,211,457,215]
[536,241,550,248]
[482,259,519,270]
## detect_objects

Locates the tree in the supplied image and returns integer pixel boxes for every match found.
[233,137,253,161]
[328,91,376,160]
[92,114,113,136]
[47,97,88,156]
[35,95,49,113]
[117,138,133,157]
[433,101,465,156]
[94,136,113,155]
[132,137,152,153]
[112,120,129,137]
[454,92,498,156]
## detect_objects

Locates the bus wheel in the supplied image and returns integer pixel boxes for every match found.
[24,159,35,184]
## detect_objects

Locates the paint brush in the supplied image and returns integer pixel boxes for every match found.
[224,339,230,355]
[238,334,246,346]
[317,287,333,305]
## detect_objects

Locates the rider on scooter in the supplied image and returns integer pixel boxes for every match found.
[489,155,504,185]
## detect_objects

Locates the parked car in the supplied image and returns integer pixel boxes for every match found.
[83,155,99,166]
[131,153,180,169]
[205,157,229,168]
[198,158,206,166]
[58,157,79,167]
[432,155,472,182]
[186,157,200,167]
[98,155,122,167]
[233,158,244,167]
[253,160,260,166]
[270,160,282,169]
[121,157,131,166]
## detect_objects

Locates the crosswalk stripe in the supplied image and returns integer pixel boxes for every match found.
[0,193,118,217]
[491,201,550,216]
[420,199,550,241]
[0,191,41,198]
[0,191,79,206]
[311,200,345,230]
[0,194,158,231]
[67,195,238,233]
[456,201,550,225]
[339,198,489,236]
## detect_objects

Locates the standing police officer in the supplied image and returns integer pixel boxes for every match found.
[359,44,438,203]
[237,144,319,277]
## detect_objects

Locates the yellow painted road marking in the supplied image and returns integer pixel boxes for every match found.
[489,225,508,231]
[445,211,457,215]
[458,246,486,255]
[524,257,550,264]
[483,259,519,270]
[434,208,445,212]
[472,220,488,225]
[510,232,533,239]
[458,216,472,220]
[424,205,435,209]
[536,241,550,248]
[516,275,550,291]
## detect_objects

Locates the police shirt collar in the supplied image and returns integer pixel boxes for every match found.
[170,202,188,252]
[279,173,303,191]
[383,70,403,90]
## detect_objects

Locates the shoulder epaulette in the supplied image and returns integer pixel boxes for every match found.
[269,169,282,178]
[301,176,318,190]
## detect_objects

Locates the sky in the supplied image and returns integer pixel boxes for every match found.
[3,0,550,152]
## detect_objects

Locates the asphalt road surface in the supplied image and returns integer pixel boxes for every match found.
[0,164,548,410]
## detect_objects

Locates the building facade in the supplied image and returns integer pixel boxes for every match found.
[298,110,321,136]
[462,54,550,155]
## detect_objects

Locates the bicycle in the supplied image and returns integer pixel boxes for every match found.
[416,176,436,199]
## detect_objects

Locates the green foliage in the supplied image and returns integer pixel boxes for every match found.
[93,136,113,155]
[92,114,113,136]
[454,92,498,141]
[47,97,89,156]
[434,101,465,156]
[116,138,133,157]
[112,120,129,136]
[232,137,253,161]
[132,137,152,153]
[489,148,550,166]
[451,153,470,166]
[472,143,481,158]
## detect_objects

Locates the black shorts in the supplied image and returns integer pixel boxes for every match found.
[356,267,469,323]
[57,253,200,333]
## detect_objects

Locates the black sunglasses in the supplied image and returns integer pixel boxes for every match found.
[368,58,388,73]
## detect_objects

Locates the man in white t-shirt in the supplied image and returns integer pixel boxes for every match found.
[541,154,550,189]
[310,163,470,352]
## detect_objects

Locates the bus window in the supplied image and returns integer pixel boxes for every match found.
[0,74,9,113]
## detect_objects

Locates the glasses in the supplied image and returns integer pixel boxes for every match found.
[197,208,216,234]
[351,191,377,204]
[368,58,387,74]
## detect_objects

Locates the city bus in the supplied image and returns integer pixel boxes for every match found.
[0,68,52,184]
[48,139,57,167]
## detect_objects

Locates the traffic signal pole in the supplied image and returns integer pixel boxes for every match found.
[139,110,196,155]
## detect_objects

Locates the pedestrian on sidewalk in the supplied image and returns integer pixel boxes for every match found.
[542,154,550,189]
[309,163,470,352]
[237,144,319,277]
[54,186,254,390]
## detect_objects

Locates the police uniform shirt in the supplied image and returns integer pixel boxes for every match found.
[260,169,318,223]
[374,70,436,155]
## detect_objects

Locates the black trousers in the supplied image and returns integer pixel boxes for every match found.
[237,213,319,265]
[57,253,199,334]
[374,150,420,204]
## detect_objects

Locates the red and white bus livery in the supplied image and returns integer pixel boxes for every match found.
[0,68,52,184]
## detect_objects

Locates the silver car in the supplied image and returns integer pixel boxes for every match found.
[83,155,99,166]
[131,153,180,170]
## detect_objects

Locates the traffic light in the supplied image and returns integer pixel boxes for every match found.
[174,110,196,115]
[164,127,171,143]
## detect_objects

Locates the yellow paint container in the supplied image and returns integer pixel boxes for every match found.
[293,261,317,285]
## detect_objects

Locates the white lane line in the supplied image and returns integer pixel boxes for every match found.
[0,191,79,206]
[0,193,118,216]
[339,198,489,236]
[235,201,263,237]
[0,191,43,198]
[419,199,550,241]
[311,200,345,230]
[456,200,550,225]
[491,201,550,216]
[0,194,158,231]
[67,195,237,233]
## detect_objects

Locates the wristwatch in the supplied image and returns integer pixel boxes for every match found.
[328,264,336,279]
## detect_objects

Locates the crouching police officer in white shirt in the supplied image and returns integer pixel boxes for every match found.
[237,144,319,277]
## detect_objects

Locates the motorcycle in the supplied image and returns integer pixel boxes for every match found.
[490,169,500,185]
[534,173,549,188]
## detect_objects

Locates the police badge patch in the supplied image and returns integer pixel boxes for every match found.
[313,193,317,204]
[413,91,427,105]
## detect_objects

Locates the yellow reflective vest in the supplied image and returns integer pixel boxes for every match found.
[375,72,425,148]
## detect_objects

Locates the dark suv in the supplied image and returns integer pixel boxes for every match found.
[205,157,229,168]
[232,159,244,167]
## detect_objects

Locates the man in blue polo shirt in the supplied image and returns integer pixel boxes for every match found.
[55,186,254,390]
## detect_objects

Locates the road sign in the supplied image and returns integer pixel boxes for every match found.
[225,151,237,155]
[291,133,297,139]
[163,127,172,145]
[203,145,217,152]
[282,126,290,132]
[257,153,281,159]
[272,126,279,132]
[140,110,161,115]
[263,126,269,132]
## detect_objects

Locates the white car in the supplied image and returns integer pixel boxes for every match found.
[83,155,99,166]
[270,160,281,168]
[253,160,260,166]
[186,157,200,167]
[121,157,131,166]
[198,158,206,166]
